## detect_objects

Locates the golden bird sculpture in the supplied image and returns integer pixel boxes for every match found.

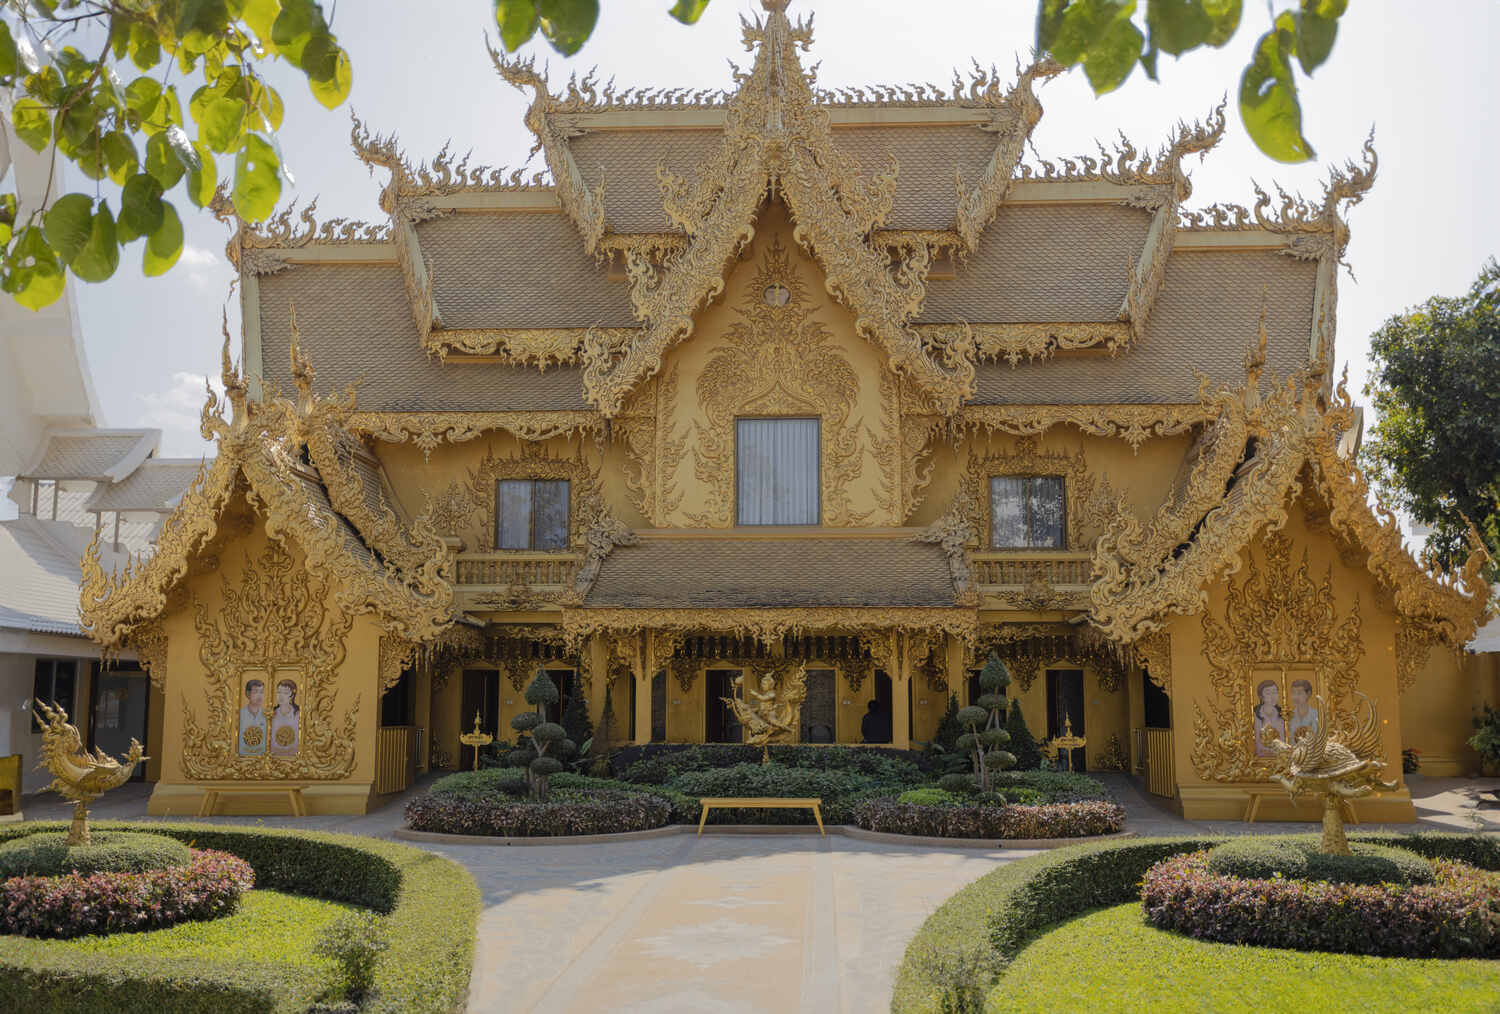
[1261,691,1398,855]
[723,665,807,765]
[33,699,146,846]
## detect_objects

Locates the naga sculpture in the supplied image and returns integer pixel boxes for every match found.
[723,665,807,764]
[1262,691,1398,854]
[33,699,146,846]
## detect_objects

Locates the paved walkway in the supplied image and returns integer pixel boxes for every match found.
[15,773,1500,1013]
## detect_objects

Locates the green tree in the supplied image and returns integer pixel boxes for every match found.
[0,0,352,309]
[1361,259,1500,578]
[1036,0,1349,162]
[1005,699,1044,771]
[954,653,1016,794]
[511,668,575,802]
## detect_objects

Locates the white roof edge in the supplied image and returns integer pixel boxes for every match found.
[18,426,162,480]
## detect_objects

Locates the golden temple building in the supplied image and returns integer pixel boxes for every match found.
[80,4,1494,821]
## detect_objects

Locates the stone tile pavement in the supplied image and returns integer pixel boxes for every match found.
[14,772,1500,1013]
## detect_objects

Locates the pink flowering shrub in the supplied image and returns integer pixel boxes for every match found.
[853,799,1126,840]
[0,848,253,939]
[405,788,672,836]
[1141,850,1500,958]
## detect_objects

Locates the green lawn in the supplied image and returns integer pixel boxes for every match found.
[988,902,1500,1014]
[0,889,351,993]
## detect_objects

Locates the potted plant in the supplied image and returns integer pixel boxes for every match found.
[1401,747,1422,783]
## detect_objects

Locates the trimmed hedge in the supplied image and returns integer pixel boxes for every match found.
[892,831,1500,1013]
[0,831,192,878]
[665,763,895,824]
[853,799,1125,840]
[1143,850,1500,957]
[615,743,933,783]
[428,768,701,824]
[1,849,252,939]
[0,821,478,1014]
[406,788,671,836]
[988,770,1108,803]
[1205,837,1434,886]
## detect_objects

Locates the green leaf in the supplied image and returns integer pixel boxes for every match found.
[668,0,709,25]
[1239,14,1315,162]
[117,173,166,243]
[1200,0,1242,46]
[144,201,183,276]
[494,0,540,50]
[1082,13,1144,93]
[186,145,219,208]
[71,202,119,283]
[1294,0,1344,75]
[299,34,351,109]
[102,131,139,186]
[11,99,51,152]
[0,21,18,78]
[537,0,599,57]
[272,0,320,66]
[1146,0,1240,55]
[43,194,94,266]
[0,194,16,247]
[128,22,161,71]
[145,130,188,189]
[175,0,232,52]
[1036,0,1144,93]
[125,75,163,119]
[3,226,65,310]
[199,94,247,152]
[232,133,282,221]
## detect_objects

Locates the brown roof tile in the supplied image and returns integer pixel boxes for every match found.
[584,536,956,608]
[258,263,591,412]
[966,249,1316,405]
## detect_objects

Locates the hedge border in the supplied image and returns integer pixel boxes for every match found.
[891,831,1500,1014]
[0,821,479,1014]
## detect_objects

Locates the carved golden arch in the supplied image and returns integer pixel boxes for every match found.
[430,441,604,551]
[1190,531,1363,783]
[961,438,1110,550]
[970,624,1128,694]
[681,237,876,527]
[184,539,358,781]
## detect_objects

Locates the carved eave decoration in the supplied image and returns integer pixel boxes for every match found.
[211,188,391,277]
[490,6,984,419]
[957,404,1211,453]
[1089,350,1490,648]
[81,322,456,656]
[560,607,977,654]
[346,410,601,460]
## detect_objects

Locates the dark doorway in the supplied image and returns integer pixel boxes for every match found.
[89,663,148,781]
[650,671,666,742]
[705,669,743,743]
[1045,668,1086,771]
[381,667,414,727]
[628,675,636,742]
[1143,669,1171,729]
[802,669,836,742]
[862,671,893,744]
[459,669,499,769]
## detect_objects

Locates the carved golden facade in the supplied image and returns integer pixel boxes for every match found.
[89,3,1494,818]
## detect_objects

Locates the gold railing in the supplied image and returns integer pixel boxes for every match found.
[375,726,421,795]
[1144,727,1176,798]
[970,550,1094,589]
[454,552,582,588]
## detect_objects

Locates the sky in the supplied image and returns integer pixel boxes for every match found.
[38,1,1500,463]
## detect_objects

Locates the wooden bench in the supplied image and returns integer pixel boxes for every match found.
[197,785,306,817]
[697,797,824,835]
[1243,787,1355,824]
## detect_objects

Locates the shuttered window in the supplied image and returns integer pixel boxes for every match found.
[496,479,570,549]
[990,475,1065,548]
[736,418,820,526]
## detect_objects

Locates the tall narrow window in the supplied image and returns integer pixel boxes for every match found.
[736,417,820,525]
[32,659,77,732]
[990,475,1065,548]
[496,479,570,549]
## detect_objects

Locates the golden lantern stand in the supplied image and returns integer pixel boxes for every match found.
[1049,716,1087,773]
[459,711,494,771]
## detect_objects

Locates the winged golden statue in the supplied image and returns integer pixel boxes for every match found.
[33,699,146,846]
[1261,691,1398,855]
[723,665,808,764]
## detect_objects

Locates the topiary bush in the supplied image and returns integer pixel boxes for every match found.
[853,799,1125,840]
[0,848,253,939]
[0,831,191,878]
[1004,700,1043,771]
[404,788,671,837]
[315,910,389,1005]
[1142,849,1500,957]
[958,653,1016,794]
[1205,837,1434,886]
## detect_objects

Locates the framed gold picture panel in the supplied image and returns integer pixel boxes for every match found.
[1248,664,1320,761]
[236,667,303,758]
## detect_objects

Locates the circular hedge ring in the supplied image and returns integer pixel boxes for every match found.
[1142,850,1500,958]
[1204,837,1434,886]
[0,848,254,939]
[0,831,192,878]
